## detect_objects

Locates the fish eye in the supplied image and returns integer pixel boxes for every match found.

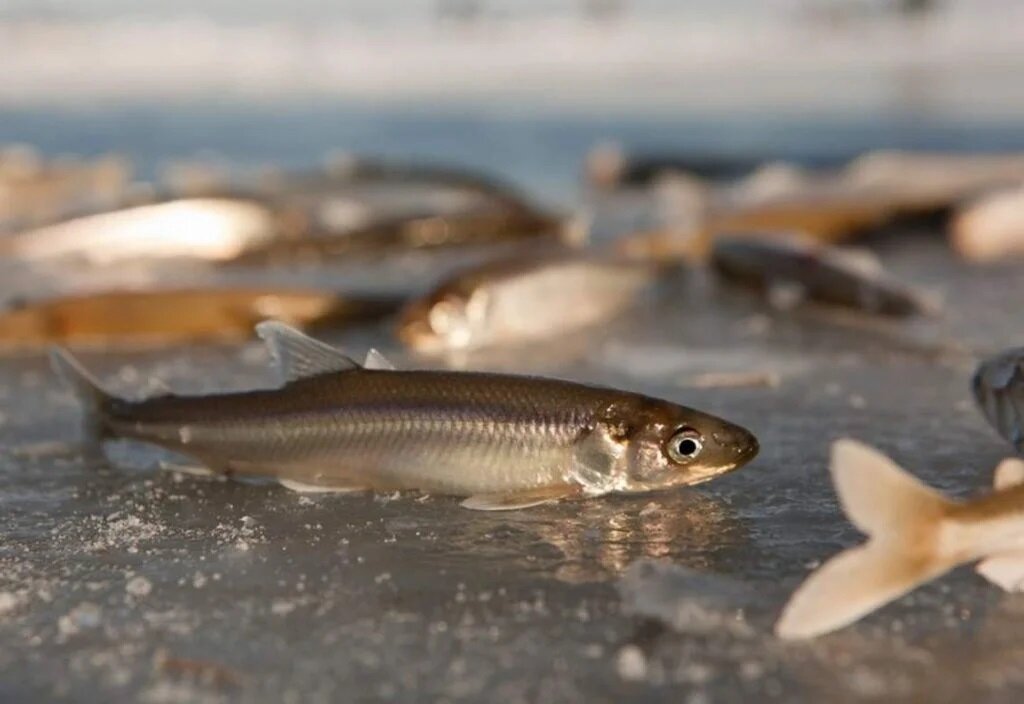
[666,428,703,463]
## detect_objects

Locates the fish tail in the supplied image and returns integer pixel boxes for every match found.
[775,439,956,639]
[50,346,113,440]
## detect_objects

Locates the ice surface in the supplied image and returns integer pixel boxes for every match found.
[617,560,760,637]
[1,222,1022,702]
[2,106,1024,700]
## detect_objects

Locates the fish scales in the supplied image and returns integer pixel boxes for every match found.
[104,371,601,493]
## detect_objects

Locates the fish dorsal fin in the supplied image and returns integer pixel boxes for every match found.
[363,348,396,371]
[255,321,359,383]
[994,458,1024,491]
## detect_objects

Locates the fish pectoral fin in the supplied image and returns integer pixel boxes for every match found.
[460,486,579,511]
[977,551,1024,591]
[278,478,367,494]
[255,321,360,383]
[569,424,626,493]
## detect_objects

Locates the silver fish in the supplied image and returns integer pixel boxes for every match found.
[397,253,667,352]
[51,322,758,511]
[2,198,277,264]
[711,232,937,316]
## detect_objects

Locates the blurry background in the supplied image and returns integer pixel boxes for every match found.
[3,0,1024,202]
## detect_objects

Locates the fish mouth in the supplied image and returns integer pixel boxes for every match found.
[712,427,760,469]
[735,434,760,466]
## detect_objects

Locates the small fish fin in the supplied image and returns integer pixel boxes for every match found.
[278,478,366,494]
[255,321,360,382]
[977,551,1024,591]
[994,458,1024,490]
[569,425,626,493]
[157,460,217,477]
[775,541,952,639]
[363,348,397,371]
[49,346,113,438]
[460,486,577,511]
[830,438,952,537]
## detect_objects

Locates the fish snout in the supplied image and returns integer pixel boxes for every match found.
[712,426,759,466]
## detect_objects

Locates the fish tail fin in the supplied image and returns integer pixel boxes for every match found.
[50,346,113,440]
[775,439,956,639]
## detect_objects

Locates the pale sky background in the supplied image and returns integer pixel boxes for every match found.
[1,1,1021,120]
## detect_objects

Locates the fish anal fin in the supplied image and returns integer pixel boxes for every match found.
[278,478,367,494]
[363,348,397,371]
[977,551,1024,591]
[461,485,578,511]
[255,321,359,383]
[994,458,1024,490]
[158,460,217,477]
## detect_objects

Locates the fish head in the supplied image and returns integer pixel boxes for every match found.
[598,399,759,492]
[396,285,490,352]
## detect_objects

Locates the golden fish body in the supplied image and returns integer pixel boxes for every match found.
[2,198,277,263]
[0,288,399,349]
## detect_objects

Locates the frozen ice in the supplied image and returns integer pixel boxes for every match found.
[126,576,153,598]
[1,157,1023,702]
[617,560,758,637]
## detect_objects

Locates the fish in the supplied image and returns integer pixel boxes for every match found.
[583,143,847,188]
[973,348,1024,453]
[605,150,1021,262]
[50,322,759,510]
[1,198,280,264]
[396,252,666,352]
[229,205,570,264]
[611,186,920,265]
[0,288,402,350]
[0,172,568,265]
[845,150,1024,209]
[951,187,1024,263]
[314,155,536,210]
[776,439,1024,639]
[707,191,899,246]
[710,232,936,316]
